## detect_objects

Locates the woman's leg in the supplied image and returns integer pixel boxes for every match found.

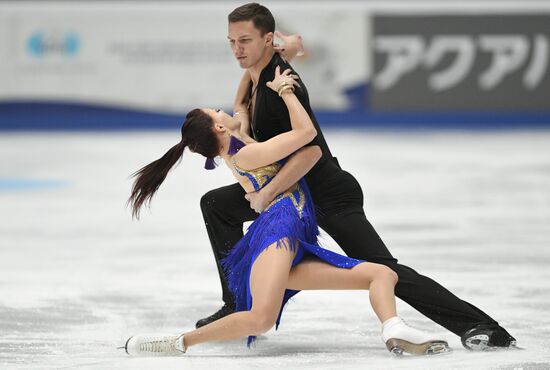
[182,240,297,348]
[287,258,450,355]
[287,258,398,323]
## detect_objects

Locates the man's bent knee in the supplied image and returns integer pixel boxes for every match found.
[200,188,225,214]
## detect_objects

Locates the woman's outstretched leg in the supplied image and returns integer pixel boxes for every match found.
[182,241,296,348]
[125,240,296,356]
[287,257,450,356]
[287,258,398,322]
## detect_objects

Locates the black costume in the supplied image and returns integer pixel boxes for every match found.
[201,53,498,336]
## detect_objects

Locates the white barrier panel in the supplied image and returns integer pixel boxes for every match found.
[1,1,549,118]
[0,2,366,112]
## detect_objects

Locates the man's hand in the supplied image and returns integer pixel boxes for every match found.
[244,189,274,213]
[233,109,250,135]
[273,31,305,62]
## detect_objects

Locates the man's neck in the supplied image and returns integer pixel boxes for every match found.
[248,49,275,86]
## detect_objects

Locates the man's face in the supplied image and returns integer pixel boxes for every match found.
[228,20,272,69]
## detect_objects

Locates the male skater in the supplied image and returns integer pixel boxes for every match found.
[197,3,516,351]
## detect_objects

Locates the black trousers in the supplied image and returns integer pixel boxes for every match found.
[200,164,497,337]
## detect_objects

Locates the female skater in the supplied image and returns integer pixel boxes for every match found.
[125,67,449,357]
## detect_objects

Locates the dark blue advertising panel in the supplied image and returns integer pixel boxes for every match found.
[372,15,550,111]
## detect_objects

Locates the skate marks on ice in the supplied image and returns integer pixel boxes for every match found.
[1,131,550,369]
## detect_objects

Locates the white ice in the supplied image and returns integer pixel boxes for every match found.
[1,129,549,370]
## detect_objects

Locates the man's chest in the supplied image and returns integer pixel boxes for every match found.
[250,89,291,141]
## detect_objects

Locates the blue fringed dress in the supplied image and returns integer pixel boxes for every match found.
[221,143,363,347]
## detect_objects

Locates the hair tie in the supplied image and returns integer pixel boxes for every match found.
[204,157,218,170]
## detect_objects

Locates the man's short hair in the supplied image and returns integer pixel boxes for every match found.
[228,3,275,36]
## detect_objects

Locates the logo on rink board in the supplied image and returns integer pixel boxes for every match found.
[371,15,550,111]
[27,31,81,58]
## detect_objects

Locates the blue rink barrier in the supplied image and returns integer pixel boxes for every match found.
[1,101,550,130]
[0,178,69,191]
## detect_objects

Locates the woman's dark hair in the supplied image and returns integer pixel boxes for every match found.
[228,3,275,36]
[128,108,219,219]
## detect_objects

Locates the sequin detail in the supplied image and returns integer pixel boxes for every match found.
[266,184,306,217]
[232,159,306,217]
[232,158,281,191]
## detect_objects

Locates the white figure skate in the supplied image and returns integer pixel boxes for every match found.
[381,317,451,356]
[124,333,186,357]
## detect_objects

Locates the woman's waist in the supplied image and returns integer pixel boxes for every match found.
[264,183,307,216]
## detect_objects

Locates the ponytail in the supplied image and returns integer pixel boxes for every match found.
[128,140,186,219]
[128,107,219,219]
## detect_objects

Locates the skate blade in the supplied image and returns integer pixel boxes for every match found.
[121,336,133,355]
[386,338,452,356]
[465,335,524,351]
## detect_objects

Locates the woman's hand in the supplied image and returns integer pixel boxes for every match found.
[266,66,300,95]
[273,31,305,62]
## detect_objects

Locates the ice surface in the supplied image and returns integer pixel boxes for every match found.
[1,129,549,369]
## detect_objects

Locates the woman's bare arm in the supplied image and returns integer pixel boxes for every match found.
[233,71,252,136]
[234,67,316,170]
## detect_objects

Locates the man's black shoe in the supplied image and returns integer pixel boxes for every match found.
[461,324,518,351]
[195,304,235,329]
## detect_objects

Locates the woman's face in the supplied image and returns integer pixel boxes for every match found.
[202,108,240,132]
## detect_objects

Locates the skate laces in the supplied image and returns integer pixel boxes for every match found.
[382,316,404,330]
[398,318,417,330]
[139,335,185,354]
